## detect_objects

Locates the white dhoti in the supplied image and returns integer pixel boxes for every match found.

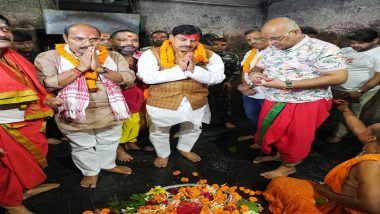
[60,124,122,176]
[147,97,210,158]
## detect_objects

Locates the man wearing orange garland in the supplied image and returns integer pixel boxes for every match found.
[236,29,268,145]
[35,23,135,188]
[0,15,60,214]
[137,25,225,167]
[264,99,380,214]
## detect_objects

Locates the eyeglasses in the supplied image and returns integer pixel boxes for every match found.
[266,30,295,42]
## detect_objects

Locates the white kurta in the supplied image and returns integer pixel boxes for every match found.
[137,50,225,127]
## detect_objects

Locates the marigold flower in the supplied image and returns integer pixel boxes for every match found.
[172,170,181,176]
[100,208,110,214]
[244,189,251,194]
[239,186,245,191]
[249,196,258,202]
[255,190,263,195]
[192,172,199,176]
[240,204,249,212]
[83,211,94,214]
[249,190,256,195]
[180,177,189,182]
[212,184,220,189]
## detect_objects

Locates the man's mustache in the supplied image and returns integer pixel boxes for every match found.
[0,36,11,41]
[119,45,136,49]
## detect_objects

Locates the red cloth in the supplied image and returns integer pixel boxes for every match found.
[0,49,52,119]
[122,85,144,114]
[255,99,332,163]
[0,120,47,207]
[0,48,51,207]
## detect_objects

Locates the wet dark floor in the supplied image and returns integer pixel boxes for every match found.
[1,91,362,214]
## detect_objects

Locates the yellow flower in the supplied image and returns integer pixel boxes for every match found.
[148,186,166,195]
[159,40,209,69]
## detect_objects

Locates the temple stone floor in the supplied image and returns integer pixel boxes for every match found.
[0,91,362,214]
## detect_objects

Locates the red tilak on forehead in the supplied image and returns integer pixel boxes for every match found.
[184,34,200,40]
[82,28,98,35]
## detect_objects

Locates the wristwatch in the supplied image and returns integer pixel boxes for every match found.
[285,79,293,89]
[99,67,109,74]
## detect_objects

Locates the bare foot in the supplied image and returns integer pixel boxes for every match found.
[253,152,281,164]
[260,165,296,179]
[107,165,132,175]
[225,122,236,129]
[154,157,169,168]
[80,175,99,188]
[249,144,261,149]
[126,142,141,150]
[326,135,342,143]
[5,205,34,214]
[142,145,155,152]
[47,138,62,145]
[237,135,254,142]
[178,150,201,162]
[23,183,60,199]
[117,144,133,162]
[173,131,180,139]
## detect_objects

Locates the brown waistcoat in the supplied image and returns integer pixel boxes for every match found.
[147,48,213,110]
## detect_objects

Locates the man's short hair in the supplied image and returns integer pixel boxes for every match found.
[0,15,10,26]
[347,28,379,43]
[171,25,202,37]
[12,31,32,42]
[199,33,217,46]
[211,37,228,43]
[151,30,168,37]
[110,29,138,39]
[244,29,260,36]
[64,23,101,36]
[300,26,318,35]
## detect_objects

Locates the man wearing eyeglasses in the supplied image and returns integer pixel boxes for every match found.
[249,17,348,179]
[35,23,136,188]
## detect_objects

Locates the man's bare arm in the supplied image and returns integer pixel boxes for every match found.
[359,72,380,93]
[334,99,367,136]
[318,161,380,213]
[292,68,348,88]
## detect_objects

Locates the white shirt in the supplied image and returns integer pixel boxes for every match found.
[335,46,380,92]
[137,50,225,126]
[241,49,266,99]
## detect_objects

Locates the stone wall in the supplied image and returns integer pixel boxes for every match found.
[136,0,264,37]
[266,0,380,34]
[0,0,56,29]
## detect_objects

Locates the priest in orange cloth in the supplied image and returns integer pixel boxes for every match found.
[263,99,380,214]
[0,15,60,214]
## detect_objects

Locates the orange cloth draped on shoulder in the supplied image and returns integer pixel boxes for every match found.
[0,48,52,207]
[242,48,257,73]
[263,154,380,214]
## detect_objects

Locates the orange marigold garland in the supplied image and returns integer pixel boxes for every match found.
[55,44,108,92]
[84,182,264,214]
[159,40,209,69]
[242,48,257,73]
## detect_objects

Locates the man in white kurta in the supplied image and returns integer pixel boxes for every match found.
[137,25,225,167]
